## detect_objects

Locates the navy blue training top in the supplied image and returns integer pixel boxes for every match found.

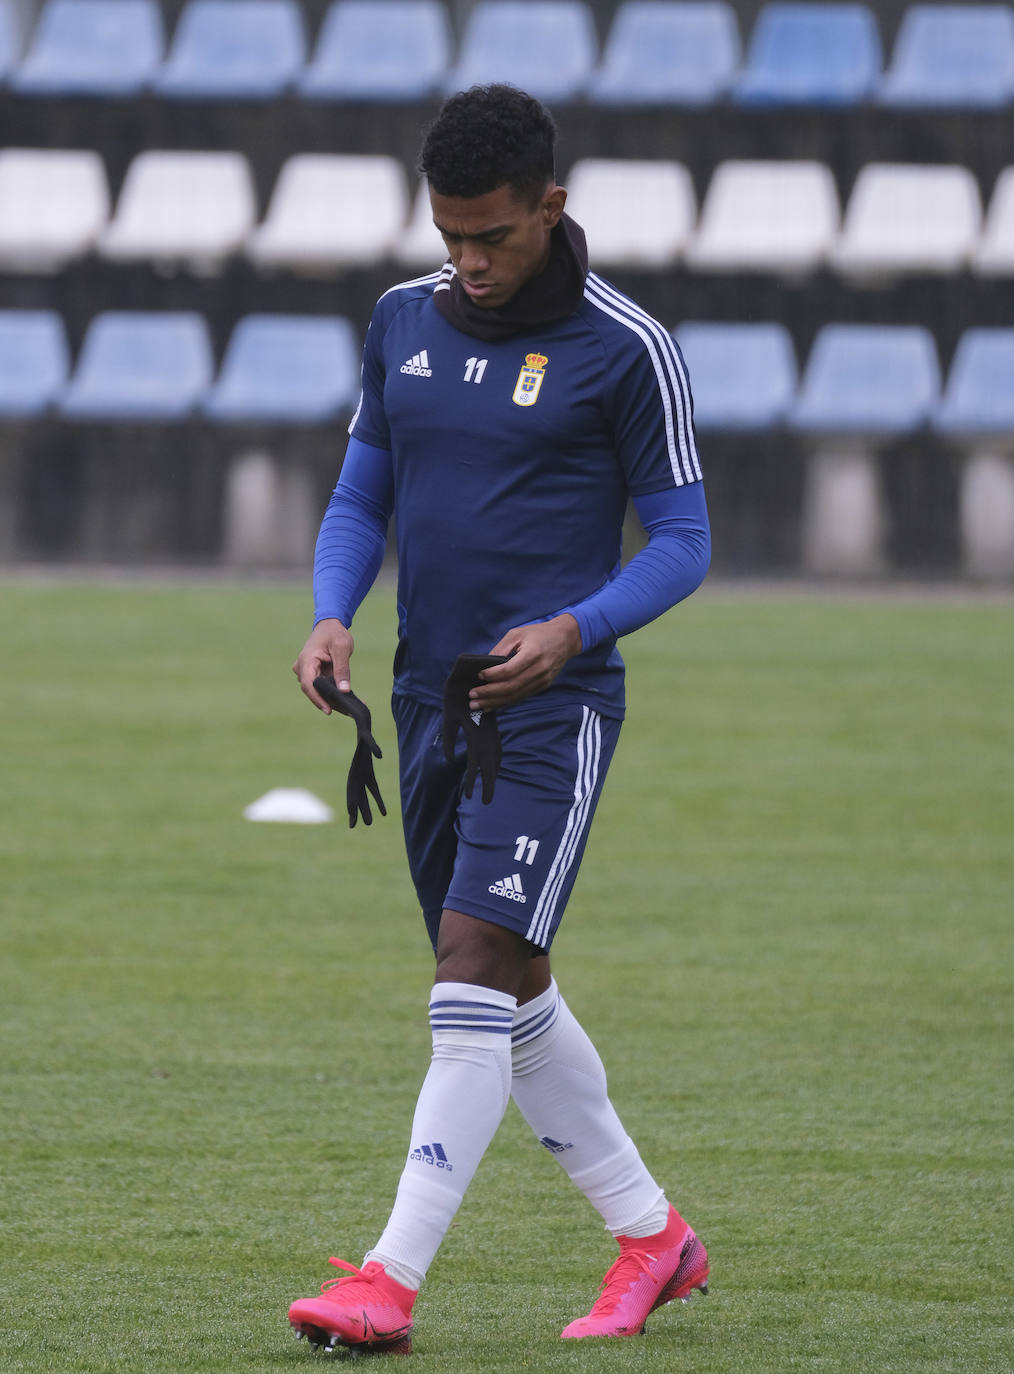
[345,264,704,719]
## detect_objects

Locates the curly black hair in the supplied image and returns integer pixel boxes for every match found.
[418,84,557,204]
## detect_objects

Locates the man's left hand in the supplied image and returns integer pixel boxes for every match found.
[468,614,582,711]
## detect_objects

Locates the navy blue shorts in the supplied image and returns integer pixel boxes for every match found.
[393,694,622,954]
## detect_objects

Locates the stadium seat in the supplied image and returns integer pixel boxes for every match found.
[0,149,110,272]
[589,1,740,106]
[793,324,940,432]
[247,154,407,271]
[879,4,1014,108]
[203,314,360,423]
[98,151,256,272]
[975,167,1014,275]
[156,0,305,98]
[734,2,882,106]
[564,159,696,267]
[13,0,163,97]
[446,1,598,102]
[674,321,797,429]
[936,329,1014,434]
[793,323,940,574]
[832,163,982,276]
[0,310,69,417]
[60,312,214,420]
[935,329,1014,577]
[394,181,448,267]
[300,0,450,101]
[0,0,20,81]
[684,160,839,273]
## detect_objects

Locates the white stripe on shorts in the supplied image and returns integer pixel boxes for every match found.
[526,707,603,949]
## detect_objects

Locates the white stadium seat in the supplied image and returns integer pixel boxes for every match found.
[394,182,448,268]
[684,160,839,273]
[832,163,982,276]
[0,149,109,272]
[99,151,256,272]
[247,154,408,271]
[563,159,696,267]
[974,167,1014,276]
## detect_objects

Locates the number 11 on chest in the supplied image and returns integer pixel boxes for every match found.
[463,357,488,384]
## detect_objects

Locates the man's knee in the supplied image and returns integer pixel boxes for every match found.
[434,909,544,997]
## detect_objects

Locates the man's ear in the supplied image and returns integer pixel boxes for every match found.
[542,184,567,229]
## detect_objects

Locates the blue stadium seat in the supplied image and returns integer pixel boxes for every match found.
[734,3,881,106]
[446,1,598,102]
[590,2,740,106]
[60,312,213,420]
[879,4,1014,108]
[792,324,940,432]
[156,0,305,99]
[936,329,1014,434]
[0,0,20,82]
[675,322,797,429]
[13,0,163,97]
[0,311,69,417]
[203,315,360,423]
[300,1,450,101]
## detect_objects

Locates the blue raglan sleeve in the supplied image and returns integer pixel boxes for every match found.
[607,321,703,494]
[348,302,391,451]
[559,318,709,648]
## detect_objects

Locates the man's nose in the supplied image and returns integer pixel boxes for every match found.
[458,240,491,276]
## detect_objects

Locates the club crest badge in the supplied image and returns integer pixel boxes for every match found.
[512,352,548,408]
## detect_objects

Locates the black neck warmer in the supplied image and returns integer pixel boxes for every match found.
[433,213,590,342]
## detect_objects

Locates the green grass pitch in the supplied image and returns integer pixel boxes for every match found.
[1,581,1011,1373]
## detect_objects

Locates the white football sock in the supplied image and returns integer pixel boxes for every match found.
[511,978,668,1237]
[366,981,516,1288]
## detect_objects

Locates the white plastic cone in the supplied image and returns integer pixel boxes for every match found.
[243,788,334,824]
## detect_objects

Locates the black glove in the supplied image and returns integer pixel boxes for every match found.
[314,675,387,829]
[442,653,511,805]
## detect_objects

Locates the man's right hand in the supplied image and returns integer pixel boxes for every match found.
[293,618,354,713]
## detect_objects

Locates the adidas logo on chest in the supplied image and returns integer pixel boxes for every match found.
[400,349,432,377]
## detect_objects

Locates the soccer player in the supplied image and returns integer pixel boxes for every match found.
[289,84,711,1354]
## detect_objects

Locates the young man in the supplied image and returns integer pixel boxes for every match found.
[289,84,711,1354]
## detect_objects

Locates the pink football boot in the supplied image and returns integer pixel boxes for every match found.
[288,1258,416,1355]
[561,1206,709,1339]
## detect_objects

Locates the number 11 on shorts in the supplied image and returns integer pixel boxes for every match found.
[514,836,539,865]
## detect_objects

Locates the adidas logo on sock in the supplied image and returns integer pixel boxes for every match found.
[540,1136,574,1154]
[409,1141,453,1171]
[488,873,526,904]
[400,349,432,377]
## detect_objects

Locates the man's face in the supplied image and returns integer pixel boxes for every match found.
[429,181,567,310]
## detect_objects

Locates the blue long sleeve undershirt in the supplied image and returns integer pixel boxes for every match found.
[562,483,710,649]
[313,436,711,648]
[312,438,394,628]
